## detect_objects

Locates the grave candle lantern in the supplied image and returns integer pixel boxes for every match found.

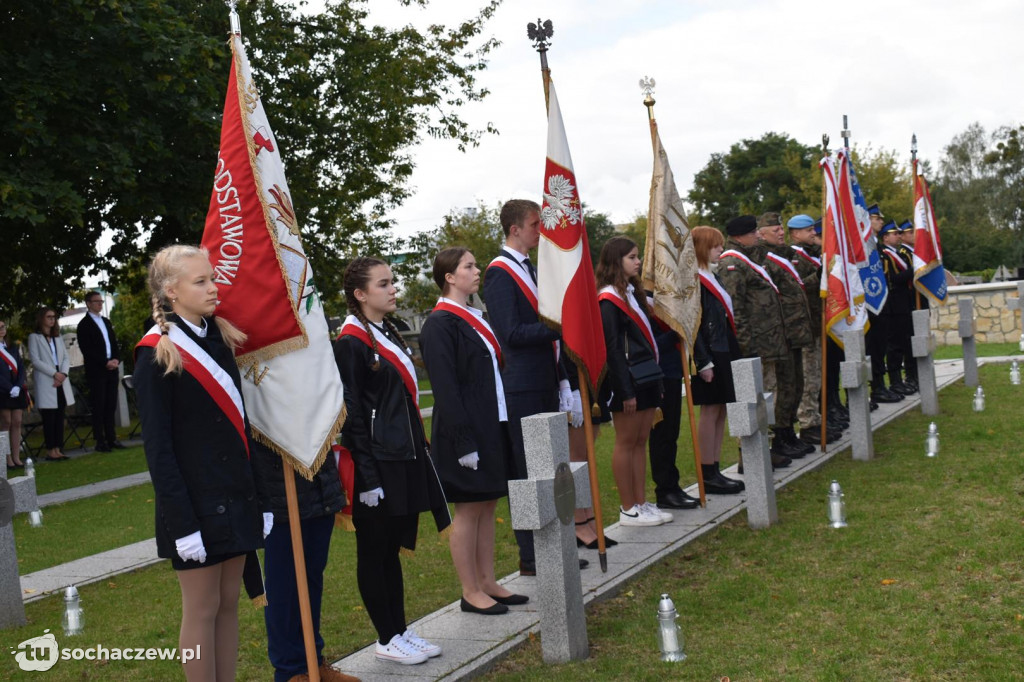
[24,457,34,478]
[827,480,847,528]
[28,508,43,527]
[1010,360,1020,386]
[972,386,985,412]
[62,585,84,636]
[926,422,939,458]
[657,594,686,662]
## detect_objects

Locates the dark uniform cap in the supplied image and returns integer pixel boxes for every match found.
[787,214,815,229]
[899,220,913,231]
[867,203,884,217]
[879,220,898,235]
[726,215,758,236]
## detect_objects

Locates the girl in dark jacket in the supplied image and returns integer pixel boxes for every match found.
[691,226,744,494]
[420,247,524,616]
[134,245,271,682]
[0,319,28,468]
[596,236,673,528]
[335,256,452,665]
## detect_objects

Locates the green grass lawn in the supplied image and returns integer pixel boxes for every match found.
[25,445,148,496]
[5,362,1020,679]
[933,340,1022,360]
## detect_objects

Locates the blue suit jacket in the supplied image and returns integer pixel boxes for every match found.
[483,249,562,395]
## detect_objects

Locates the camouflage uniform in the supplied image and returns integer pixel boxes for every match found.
[791,244,824,429]
[763,243,812,430]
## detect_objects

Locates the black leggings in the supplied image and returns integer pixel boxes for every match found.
[40,389,67,449]
[354,514,414,645]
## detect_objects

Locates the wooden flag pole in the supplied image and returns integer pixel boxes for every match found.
[530,18,607,573]
[641,84,705,506]
[284,465,320,682]
[820,134,830,455]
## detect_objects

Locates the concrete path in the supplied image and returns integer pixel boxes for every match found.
[16,358,1014,676]
[37,471,151,508]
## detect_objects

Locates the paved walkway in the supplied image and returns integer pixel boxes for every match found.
[37,471,151,508]
[16,357,1014,677]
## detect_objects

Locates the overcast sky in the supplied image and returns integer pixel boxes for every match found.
[349,0,1023,238]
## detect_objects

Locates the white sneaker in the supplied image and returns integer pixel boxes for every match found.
[402,628,441,658]
[619,504,664,527]
[375,634,428,665]
[642,501,674,523]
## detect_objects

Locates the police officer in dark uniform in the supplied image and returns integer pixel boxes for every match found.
[878,220,915,395]
[865,205,903,404]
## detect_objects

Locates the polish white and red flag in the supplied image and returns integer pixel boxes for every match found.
[200,20,344,479]
[820,154,868,346]
[537,79,606,392]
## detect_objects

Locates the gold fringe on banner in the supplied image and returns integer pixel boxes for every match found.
[334,512,355,532]
[251,404,347,481]
[251,594,268,608]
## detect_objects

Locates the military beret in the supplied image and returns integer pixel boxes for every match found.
[879,220,898,235]
[756,212,782,228]
[726,215,758,236]
[867,203,884,217]
[787,214,815,229]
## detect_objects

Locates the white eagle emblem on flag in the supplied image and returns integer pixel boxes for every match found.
[541,174,581,229]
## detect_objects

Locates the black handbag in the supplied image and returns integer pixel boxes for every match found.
[625,334,663,388]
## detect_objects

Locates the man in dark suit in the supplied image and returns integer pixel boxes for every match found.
[484,199,584,576]
[77,291,124,451]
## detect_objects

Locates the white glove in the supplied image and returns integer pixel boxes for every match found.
[569,389,584,428]
[359,487,385,507]
[9,386,19,398]
[458,452,480,470]
[175,530,207,564]
[262,512,274,538]
[558,380,573,412]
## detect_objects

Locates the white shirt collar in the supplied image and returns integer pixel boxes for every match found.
[88,311,103,322]
[180,316,208,338]
[504,245,529,264]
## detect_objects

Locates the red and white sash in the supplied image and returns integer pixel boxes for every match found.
[338,315,419,410]
[699,269,736,334]
[487,254,561,364]
[433,298,503,367]
[598,285,658,362]
[720,249,780,294]
[792,245,821,268]
[766,251,805,289]
[136,324,249,457]
[0,345,18,379]
[883,246,908,271]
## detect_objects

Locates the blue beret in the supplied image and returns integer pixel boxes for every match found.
[867,203,884,217]
[787,214,815,229]
[813,218,822,234]
[879,220,898,235]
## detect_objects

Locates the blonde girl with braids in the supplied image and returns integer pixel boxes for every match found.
[334,256,451,665]
[134,245,271,682]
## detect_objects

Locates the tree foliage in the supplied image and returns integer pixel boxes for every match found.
[0,0,499,319]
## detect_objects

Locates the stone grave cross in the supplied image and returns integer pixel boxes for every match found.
[0,432,39,629]
[508,412,591,664]
[958,297,979,388]
[1007,281,1024,349]
[841,330,874,461]
[911,309,939,415]
[726,357,778,529]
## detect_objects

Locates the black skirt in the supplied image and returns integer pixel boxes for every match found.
[442,423,511,504]
[691,351,737,405]
[606,380,663,414]
[171,550,245,571]
[0,393,28,410]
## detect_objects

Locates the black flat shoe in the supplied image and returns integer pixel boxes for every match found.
[488,593,529,605]
[460,598,508,615]
[577,535,618,549]
[657,490,700,510]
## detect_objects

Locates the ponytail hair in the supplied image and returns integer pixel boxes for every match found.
[146,245,246,375]
[343,256,410,371]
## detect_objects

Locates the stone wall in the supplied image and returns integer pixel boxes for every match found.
[932,281,1023,345]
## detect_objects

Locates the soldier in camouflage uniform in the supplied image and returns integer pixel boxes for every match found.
[717,215,794,467]
[756,212,814,458]
[786,214,842,447]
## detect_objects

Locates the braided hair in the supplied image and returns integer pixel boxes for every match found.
[343,256,411,371]
[146,245,246,375]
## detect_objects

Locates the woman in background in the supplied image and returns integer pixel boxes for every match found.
[0,320,28,468]
[27,308,74,461]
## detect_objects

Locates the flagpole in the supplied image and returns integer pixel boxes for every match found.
[642,84,705,507]
[226,3,319,679]
[530,19,608,573]
[820,134,830,454]
[911,134,923,310]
